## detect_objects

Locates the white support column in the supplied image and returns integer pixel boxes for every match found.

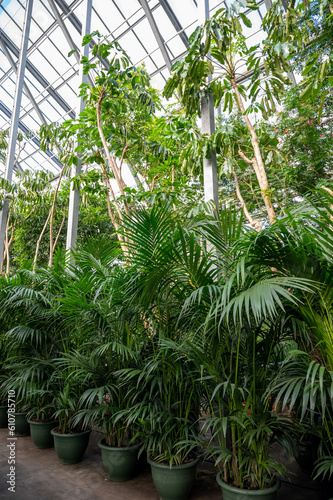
[198,0,219,210]
[65,0,92,252]
[0,0,34,268]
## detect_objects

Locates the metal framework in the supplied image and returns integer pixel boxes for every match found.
[66,0,92,252]
[0,0,272,175]
[0,0,289,265]
[0,0,34,262]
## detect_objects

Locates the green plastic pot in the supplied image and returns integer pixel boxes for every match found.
[98,439,140,481]
[0,406,8,428]
[51,428,91,464]
[12,413,30,437]
[148,457,199,500]
[28,420,58,449]
[216,473,280,500]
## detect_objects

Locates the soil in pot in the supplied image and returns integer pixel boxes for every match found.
[28,419,58,449]
[51,428,91,465]
[98,439,141,481]
[216,473,280,500]
[0,406,8,428]
[148,457,199,500]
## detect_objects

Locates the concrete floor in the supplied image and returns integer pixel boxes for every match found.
[0,428,319,500]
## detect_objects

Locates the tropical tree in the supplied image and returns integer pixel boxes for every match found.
[164,6,291,225]
[263,0,333,107]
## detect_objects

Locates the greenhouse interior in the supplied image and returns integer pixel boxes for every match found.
[0,0,332,499]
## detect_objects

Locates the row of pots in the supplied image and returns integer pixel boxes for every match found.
[1,409,200,500]
[0,407,281,500]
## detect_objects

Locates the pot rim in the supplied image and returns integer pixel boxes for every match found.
[147,456,199,470]
[98,437,141,451]
[27,418,58,425]
[216,473,280,495]
[51,428,91,437]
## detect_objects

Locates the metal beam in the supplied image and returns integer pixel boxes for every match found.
[0,43,64,170]
[53,0,110,71]
[0,101,63,168]
[0,38,47,125]
[160,0,189,48]
[0,30,75,119]
[47,0,96,88]
[54,0,82,34]
[0,0,34,268]
[198,0,219,210]
[139,0,172,72]
[66,0,92,252]
[47,0,80,65]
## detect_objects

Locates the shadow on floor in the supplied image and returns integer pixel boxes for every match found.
[0,428,318,500]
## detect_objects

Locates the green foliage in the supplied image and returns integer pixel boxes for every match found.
[263,0,333,106]
[267,86,333,197]
[164,8,289,118]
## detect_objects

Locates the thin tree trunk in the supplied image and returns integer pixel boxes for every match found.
[49,166,66,268]
[52,207,66,254]
[102,178,128,256]
[118,144,129,177]
[33,211,52,272]
[321,186,333,222]
[231,77,276,224]
[103,178,119,230]
[233,170,261,231]
[6,228,14,277]
[96,89,130,217]
[1,207,11,275]
[171,164,176,211]
[241,177,263,214]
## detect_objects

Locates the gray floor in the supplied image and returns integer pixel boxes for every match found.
[0,428,318,500]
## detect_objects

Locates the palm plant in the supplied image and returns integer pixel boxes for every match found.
[119,203,317,487]
[121,340,202,466]
[227,191,333,483]
[0,251,91,423]
[47,237,144,443]
[177,317,295,490]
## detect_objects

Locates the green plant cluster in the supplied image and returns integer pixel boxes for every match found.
[1,197,333,492]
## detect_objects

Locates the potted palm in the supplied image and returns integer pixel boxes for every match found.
[123,340,202,500]
[178,318,294,500]
[68,338,142,482]
[51,381,91,465]
[26,388,59,449]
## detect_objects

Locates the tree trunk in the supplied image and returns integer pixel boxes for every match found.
[102,178,128,257]
[52,207,66,257]
[33,211,52,272]
[231,77,276,224]
[233,170,262,231]
[6,228,14,277]
[171,164,176,211]
[96,89,131,217]
[49,166,66,268]
[321,186,333,222]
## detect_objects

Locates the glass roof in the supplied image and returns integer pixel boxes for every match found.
[0,0,270,175]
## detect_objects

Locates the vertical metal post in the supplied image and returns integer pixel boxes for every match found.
[0,0,34,268]
[66,0,92,252]
[198,0,219,210]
